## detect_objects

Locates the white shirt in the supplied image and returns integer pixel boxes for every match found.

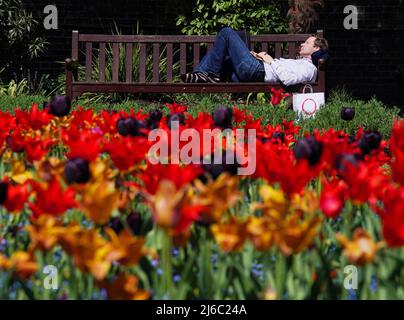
[263,57,317,86]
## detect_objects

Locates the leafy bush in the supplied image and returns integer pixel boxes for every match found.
[176,0,288,35]
[0,0,48,80]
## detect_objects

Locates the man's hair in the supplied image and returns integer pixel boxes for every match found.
[311,34,329,52]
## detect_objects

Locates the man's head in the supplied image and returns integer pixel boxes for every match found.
[299,34,329,57]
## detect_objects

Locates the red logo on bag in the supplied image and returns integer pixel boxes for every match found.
[301,98,318,115]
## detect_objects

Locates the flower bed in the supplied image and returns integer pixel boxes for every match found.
[0,98,403,300]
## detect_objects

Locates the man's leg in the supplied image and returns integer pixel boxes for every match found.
[195,27,264,82]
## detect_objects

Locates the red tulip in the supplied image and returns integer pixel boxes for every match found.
[320,179,347,218]
[270,88,290,106]
[29,176,77,218]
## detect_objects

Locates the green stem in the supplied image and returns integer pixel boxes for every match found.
[161,228,173,299]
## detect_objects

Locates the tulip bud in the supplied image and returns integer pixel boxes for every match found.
[0,181,8,204]
[212,106,233,129]
[293,136,323,166]
[147,109,163,129]
[126,212,142,235]
[335,153,362,172]
[272,131,285,143]
[341,107,356,121]
[108,212,142,235]
[359,130,382,155]
[202,150,239,180]
[64,158,91,184]
[116,117,146,137]
[167,113,185,129]
[48,96,71,117]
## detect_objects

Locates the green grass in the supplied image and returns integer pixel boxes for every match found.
[0,89,401,138]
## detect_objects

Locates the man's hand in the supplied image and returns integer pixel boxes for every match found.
[251,51,274,64]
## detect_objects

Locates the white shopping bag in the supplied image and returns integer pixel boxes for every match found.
[292,84,325,119]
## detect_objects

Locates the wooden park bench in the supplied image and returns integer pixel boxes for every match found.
[65,30,326,100]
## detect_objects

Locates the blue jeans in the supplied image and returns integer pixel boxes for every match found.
[195,27,265,82]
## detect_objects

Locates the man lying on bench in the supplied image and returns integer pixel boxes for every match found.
[181,27,329,86]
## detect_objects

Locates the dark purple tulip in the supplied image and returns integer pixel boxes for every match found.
[0,181,8,204]
[201,150,239,180]
[335,153,362,172]
[48,96,71,117]
[348,134,357,144]
[116,117,146,137]
[212,106,233,129]
[341,107,356,121]
[167,113,185,129]
[126,212,142,235]
[64,158,90,184]
[272,131,285,143]
[359,130,382,155]
[108,217,124,234]
[147,109,163,129]
[293,136,323,166]
[43,101,51,112]
[108,212,142,235]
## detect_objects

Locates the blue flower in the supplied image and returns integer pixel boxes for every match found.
[348,289,357,300]
[173,274,181,283]
[171,248,179,257]
[370,275,378,293]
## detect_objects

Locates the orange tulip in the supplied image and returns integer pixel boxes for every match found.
[26,215,65,252]
[105,228,145,267]
[59,228,123,280]
[246,216,274,251]
[98,273,150,300]
[0,251,38,279]
[210,216,247,252]
[336,229,384,266]
[194,173,242,223]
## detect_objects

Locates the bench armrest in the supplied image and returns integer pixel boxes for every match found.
[318,58,327,71]
[65,58,78,71]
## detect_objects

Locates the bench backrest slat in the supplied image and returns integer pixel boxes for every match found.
[180,43,186,75]
[166,43,173,82]
[288,42,296,59]
[78,34,312,43]
[275,43,282,59]
[193,43,200,70]
[139,43,146,83]
[153,43,160,82]
[85,42,92,81]
[126,43,133,83]
[99,43,106,82]
[112,43,120,82]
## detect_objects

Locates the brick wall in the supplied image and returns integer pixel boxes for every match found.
[22,0,404,108]
[319,0,404,108]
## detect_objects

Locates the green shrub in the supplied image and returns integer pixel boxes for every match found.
[176,0,288,35]
[0,0,48,80]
